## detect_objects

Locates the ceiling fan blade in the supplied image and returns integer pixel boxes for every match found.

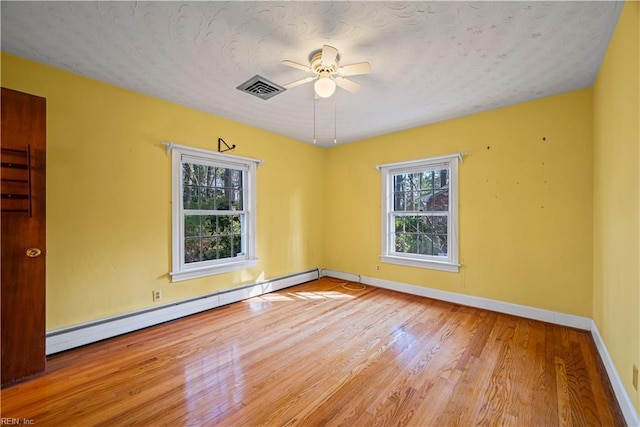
[337,61,371,76]
[335,77,361,93]
[283,76,316,89]
[281,60,313,73]
[321,44,338,66]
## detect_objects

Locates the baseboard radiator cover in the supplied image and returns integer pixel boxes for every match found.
[320,268,640,427]
[46,269,320,355]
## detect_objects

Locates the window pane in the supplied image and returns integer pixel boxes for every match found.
[218,190,232,210]
[182,163,198,186]
[217,215,230,234]
[231,234,243,255]
[393,172,428,211]
[183,186,199,209]
[430,216,448,235]
[215,186,241,210]
[184,214,245,263]
[407,190,419,211]
[226,190,240,210]
[199,188,215,210]
[183,163,207,186]
[394,232,416,254]
[215,167,226,187]
[216,236,231,259]
[231,169,243,189]
[393,169,451,212]
[212,188,223,210]
[423,169,449,211]
[184,237,201,264]
[184,216,200,237]
[200,237,215,261]
[196,215,243,236]
[393,174,406,211]
[205,166,216,187]
[201,216,215,236]
[231,215,242,234]
[183,162,244,212]
[395,215,436,234]
[392,215,448,257]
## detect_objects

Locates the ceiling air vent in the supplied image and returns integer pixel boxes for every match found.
[237,75,286,100]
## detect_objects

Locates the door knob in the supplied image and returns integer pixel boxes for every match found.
[26,248,42,258]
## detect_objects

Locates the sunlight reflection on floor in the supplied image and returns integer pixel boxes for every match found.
[291,291,355,300]
[247,289,356,311]
[248,291,356,303]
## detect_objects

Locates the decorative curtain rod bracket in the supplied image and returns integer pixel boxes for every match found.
[218,138,236,153]
[162,141,174,157]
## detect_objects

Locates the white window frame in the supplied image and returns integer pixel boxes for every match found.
[167,143,260,282]
[378,154,461,273]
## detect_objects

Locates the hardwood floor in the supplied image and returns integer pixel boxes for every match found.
[0,278,625,426]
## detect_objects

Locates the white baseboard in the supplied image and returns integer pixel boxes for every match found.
[46,269,319,355]
[321,268,640,426]
[320,269,591,329]
[591,321,640,427]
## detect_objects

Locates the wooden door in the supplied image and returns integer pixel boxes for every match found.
[1,87,46,386]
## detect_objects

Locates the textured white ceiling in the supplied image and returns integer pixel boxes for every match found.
[1,1,623,146]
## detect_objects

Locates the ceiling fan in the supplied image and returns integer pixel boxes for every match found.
[282,44,371,98]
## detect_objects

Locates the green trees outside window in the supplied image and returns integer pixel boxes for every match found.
[392,169,449,257]
[182,163,245,264]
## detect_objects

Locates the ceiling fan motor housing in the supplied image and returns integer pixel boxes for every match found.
[310,50,338,74]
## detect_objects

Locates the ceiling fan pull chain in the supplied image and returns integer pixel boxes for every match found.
[334,95,337,144]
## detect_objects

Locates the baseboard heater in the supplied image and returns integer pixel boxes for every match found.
[46,269,320,355]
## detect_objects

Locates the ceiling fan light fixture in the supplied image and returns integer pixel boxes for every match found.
[314,71,336,98]
[282,44,370,100]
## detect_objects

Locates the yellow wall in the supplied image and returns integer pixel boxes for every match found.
[593,1,640,412]
[1,53,325,329]
[1,52,595,327]
[324,90,594,317]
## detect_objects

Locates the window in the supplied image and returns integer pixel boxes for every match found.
[169,143,259,281]
[379,154,460,272]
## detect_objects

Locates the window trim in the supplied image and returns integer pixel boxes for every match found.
[166,142,260,282]
[378,153,461,273]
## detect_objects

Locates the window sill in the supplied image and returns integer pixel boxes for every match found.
[170,258,259,282]
[380,255,460,273]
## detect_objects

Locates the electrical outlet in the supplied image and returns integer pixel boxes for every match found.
[376,265,380,271]
[633,364,638,391]
[153,290,162,302]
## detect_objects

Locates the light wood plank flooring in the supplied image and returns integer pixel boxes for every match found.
[1,278,625,426]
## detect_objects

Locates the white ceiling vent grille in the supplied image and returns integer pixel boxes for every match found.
[237,75,286,100]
